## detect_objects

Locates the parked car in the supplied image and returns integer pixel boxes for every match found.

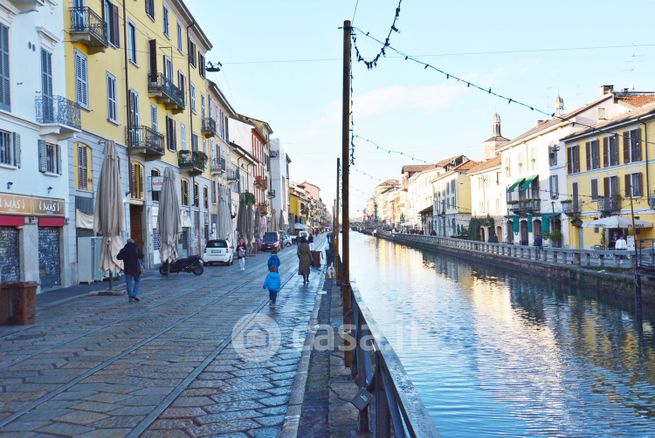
[203,240,233,265]
[260,232,281,251]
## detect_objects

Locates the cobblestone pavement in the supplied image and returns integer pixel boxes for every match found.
[0,237,326,437]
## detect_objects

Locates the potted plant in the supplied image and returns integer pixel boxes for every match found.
[549,230,562,247]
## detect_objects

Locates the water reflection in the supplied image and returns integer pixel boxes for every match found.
[351,233,655,437]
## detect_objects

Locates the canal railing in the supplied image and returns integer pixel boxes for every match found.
[335,253,438,437]
[378,231,638,270]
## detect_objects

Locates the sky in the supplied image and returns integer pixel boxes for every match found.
[187,0,655,216]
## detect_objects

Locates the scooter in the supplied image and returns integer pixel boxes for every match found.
[159,255,204,276]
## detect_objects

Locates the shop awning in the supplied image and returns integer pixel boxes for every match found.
[520,175,538,190]
[507,178,524,193]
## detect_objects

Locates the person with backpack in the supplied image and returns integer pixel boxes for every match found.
[267,250,281,270]
[237,238,247,271]
[117,239,145,303]
[262,265,281,308]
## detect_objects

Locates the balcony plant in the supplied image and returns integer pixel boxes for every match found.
[244,191,256,205]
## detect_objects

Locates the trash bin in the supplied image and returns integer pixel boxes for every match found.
[6,282,37,325]
[310,250,321,268]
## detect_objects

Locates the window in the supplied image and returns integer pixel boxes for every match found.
[150,104,157,132]
[200,94,205,119]
[191,133,198,151]
[211,181,217,204]
[199,53,205,77]
[39,141,61,175]
[623,129,642,163]
[603,135,619,167]
[180,123,186,150]
[505,157,511,177]
[131,162,144,199]
[598,107,606,120]
[625,173,643,198]
[128,89,139,129]
[163,4,170,37]
[151,168,160,202]
[193,182,199,207]
[590,179,598,200]
[76,144,91,190]
[41,49,53,111]
[176,23,182,52]
[128,22,137,64]
[177,71,185,97]
[188,40,196,66]
[166,116,176,151]
[0,130,20,167]
[548,175,558,199]
[567,145,580,174]
[181,179,189,205]
[106,73,117,122]
[585,140,600,170]
[548,145,558,167]
[203,186,209,209]
[530,148,537,171]
[603,176,619,198]
[190,83,196,113]
[145,0,155,19]
[103,0,120,47]
[164,57,173,80]
[0,24,10,111]
[74,50,89,108]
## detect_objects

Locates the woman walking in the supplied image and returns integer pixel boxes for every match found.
[297,236,311,284]
[117,239,144,303]
[237,237,247,271]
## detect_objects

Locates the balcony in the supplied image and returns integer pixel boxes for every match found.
[255,176,267,189]
[201,118,217,138]
[178,150,207,176]
[68,7,108,52]
[561,200,579,217]
[148,74,185,113]
[35,95,81,134]
[210,157,226,175]
[8,0,44,12]
[267,189,276,199]
[127,126,164,160]
[227,169,239,181]
[597,195,621,215]
[507,198,541,216]
[270,150,279,158]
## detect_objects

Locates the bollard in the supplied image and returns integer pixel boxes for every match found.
[5,282,37,325]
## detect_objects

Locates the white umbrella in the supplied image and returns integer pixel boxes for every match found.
[217,184,232,243]
[94,140,124,284]
[158,167,181,264]
[583,215,653,229]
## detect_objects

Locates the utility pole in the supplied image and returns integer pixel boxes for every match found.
[335,158,340,283]
[629,181,642,309]
[341,20,352,368]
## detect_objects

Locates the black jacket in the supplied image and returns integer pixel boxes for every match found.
[117,242,144,276]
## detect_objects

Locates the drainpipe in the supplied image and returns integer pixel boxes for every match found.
[121,0,133,195]
[643,121,650,209]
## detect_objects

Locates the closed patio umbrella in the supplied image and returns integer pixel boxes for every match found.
[582,215,653,229]
[217,185,232,243]
[158,167,181,265]
[236,194,248,242]
[278,210,286,232]
[254,208,261,243]
[94,140,124,289]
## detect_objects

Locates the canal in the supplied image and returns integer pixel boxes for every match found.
[350,232,655,437]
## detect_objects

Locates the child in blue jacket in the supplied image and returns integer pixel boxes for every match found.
[267,250,281,270]
[263,265,281,308]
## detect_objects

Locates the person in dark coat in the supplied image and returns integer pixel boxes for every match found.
[297,237,311,284]
[117,239,144,303]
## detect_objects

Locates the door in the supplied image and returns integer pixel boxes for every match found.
[164,57,173,81]
[38,227,61,289]
[41,49,53,121]
[129,205,144,249]
[73,0,85,29]
[0,227,20,282]
[520,221,528,245]
[506,221,514,244]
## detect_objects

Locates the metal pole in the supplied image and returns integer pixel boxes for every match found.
[341,20,352,368]
[335,159,340,283]
[629,181,642,308]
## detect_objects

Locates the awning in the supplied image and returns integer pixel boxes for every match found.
[520,175,538,190]
[582,215,652,229]
[507,178,524,193]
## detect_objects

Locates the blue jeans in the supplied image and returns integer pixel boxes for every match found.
[269,290,278,304]
[125,274,141,298]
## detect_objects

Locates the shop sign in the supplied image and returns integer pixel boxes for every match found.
[0,193,65,216]
[151,176,164,192]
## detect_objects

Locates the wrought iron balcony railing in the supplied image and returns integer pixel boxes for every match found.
[269,149,279,158]
[227,168,239,181]
[178,150,207,175]
[267,189,276,198]
[210,157,226,174]
[127,126,164,160]
[201,118,217,138]
[148,73,185,113]
[255,176,267,189]
[35,95,81,130]
[69,7,107,50]
[561,200,579,216]
[597,195,621,215]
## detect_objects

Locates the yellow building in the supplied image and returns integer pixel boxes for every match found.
[289,183,311,228]
[64,0,216,270]
[563,104,655,249]
[432,160,477,237]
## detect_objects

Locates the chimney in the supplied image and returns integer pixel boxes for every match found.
[600,85,614,95]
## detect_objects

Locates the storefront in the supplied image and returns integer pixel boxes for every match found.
[0,193,65,290]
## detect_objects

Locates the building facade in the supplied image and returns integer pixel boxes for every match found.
[269,138,290,233]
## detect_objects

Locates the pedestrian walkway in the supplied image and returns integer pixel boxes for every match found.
[0,236,327,437]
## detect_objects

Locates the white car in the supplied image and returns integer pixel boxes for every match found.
[203,240,234,265]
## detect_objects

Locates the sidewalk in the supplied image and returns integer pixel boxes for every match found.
[0,237,327,437]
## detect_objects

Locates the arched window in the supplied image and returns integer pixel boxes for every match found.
[193,182,200,207]
[203,186,209,209]
[181,179,189,205]
[75,143,92,191]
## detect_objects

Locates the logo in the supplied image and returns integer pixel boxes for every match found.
[232,314,281,362]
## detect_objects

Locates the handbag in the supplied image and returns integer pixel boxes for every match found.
[137,259,145,275]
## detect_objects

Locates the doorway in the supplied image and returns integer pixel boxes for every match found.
[496,226,503,243]
[130,205,144,249]
[520,220,529,245]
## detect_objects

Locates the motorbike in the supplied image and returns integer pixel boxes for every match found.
[283,235,293,247]
[159,255,204,276]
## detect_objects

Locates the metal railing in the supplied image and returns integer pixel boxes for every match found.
[227,168,239,181]
[561,200,579,216]
[210,157,226,174]
[335,257,438,437]
[201,118,217,136]
[597,195,621,214]
[148,73,185,110]
[267,189,276,198]
[127,126,164,157]
[270,149,279,158]
[68,6,107,47]
[35,95,81,130]
[177,150,207,173]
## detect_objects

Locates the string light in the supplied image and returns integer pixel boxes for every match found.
[353,135,430,164]
[351,0,403,70]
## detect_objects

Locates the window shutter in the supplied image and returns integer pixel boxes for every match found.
[149,39,157,82]
[73,143,79,188]
[625,174,632,198]
[585,142,591,171]
[591,179,598,199]
[13,132,20,167]
[112,4,120,47]
[603,177,609,197]
[87,147,93,188]
[57,144,62,175]
[623,131,630,163]
[637,172,643,197]
[38,140,47,172]
[634,128,642,161]
[602,138,608,167]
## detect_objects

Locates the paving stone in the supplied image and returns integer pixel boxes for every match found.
[203,399,264,413]
[171,396,215,408]
[53,410,109,425]
[84,392,129,403]
[195,409,263,425]
[149,418,196,429]
[70,400,118,413]
[37,421,94,435]
[160,407,208,418]
[258,395,289,407]
[251,427,282,438]
[141,430,190,438]
[186,419,259,436]
[78,429,131,438]
[258,405,288,416]
[90,414,144,428]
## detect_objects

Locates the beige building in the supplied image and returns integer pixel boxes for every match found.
[432,160,478,237]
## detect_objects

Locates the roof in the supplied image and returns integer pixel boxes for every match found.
[562,103,655,141]
[483,135,510,143]
[208,81,237,117]
[615,93,655,108]
[467,156,501,174]
[418,205,433,215]
[401,164,438,174]
[436,155,465,168]
[451,160,480,173]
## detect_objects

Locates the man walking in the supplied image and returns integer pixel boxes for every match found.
[117,239,144,303]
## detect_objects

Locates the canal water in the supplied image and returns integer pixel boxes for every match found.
[350,233,655,437]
